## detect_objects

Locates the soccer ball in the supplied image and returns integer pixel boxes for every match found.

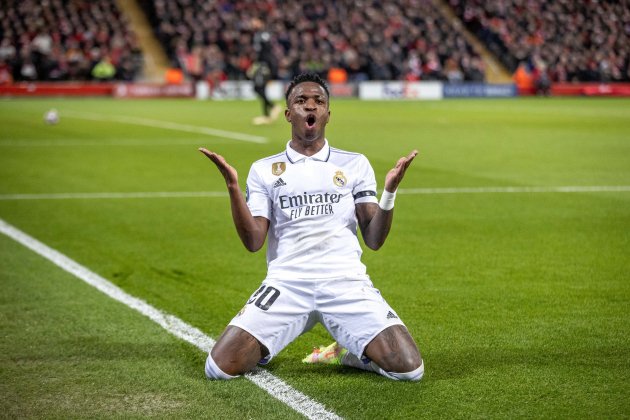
[44,109,59,125]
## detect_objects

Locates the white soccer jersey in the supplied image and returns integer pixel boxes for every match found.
[246,139,379,280]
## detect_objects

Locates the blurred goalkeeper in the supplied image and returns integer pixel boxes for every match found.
[199,72,423,381]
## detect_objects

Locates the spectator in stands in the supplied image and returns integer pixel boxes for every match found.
[65,39,89,80]
[91,55,116,81]
[532,60,550,96]
[403,50,423,81]
[204,44,227,92]
[165,66,184,84]
[444,57,464,83]
[461,55,485,82]
[513,61,534,93]
[327,67,348,84]
[18,52,38,81]
[0,59,13,85]
[422,51,443,80]
[0,38,16,64]
[180,45,204,82]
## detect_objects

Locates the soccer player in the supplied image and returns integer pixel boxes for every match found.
[199,72,423,381]
[248,20,282,125]
[247,58,281,125]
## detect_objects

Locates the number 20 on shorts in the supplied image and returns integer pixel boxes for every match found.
[247,285,281,311]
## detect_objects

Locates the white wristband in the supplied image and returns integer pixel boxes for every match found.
[379,189,397,211]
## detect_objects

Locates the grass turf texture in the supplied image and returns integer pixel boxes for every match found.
[1,97,629,419]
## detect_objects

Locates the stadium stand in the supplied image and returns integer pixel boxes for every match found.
[137,0,486,83]
[0,0,143,82]
[2,0,627,90]
[448,0,630,83]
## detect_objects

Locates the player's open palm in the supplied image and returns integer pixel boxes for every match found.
[199,148,238,188]
[384,150,418,192]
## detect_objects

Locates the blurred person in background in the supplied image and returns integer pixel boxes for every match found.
[0,59,13,84]
[248,18,281,125]
[91,54,116,81]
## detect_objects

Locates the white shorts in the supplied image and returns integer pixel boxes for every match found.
[228,276,405,363]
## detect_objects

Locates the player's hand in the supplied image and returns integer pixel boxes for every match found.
[199,148,239,189]
[384,150,418,193]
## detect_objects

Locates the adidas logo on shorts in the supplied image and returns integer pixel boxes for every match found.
[273,178,287,189]
[386,311,398,319]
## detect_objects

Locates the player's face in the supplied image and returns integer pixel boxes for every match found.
[285,82,330,143]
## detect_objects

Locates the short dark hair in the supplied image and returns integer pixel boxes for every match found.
[285,72,330,103]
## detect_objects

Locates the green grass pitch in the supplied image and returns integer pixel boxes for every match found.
[1,97,629,419]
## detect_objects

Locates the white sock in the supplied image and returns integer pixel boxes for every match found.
[205,353,239,380]
[341,352,424,381]
[340,351,379,372]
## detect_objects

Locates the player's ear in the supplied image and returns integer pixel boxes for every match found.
[285,108,290,122]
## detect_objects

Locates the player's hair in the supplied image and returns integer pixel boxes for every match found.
[285,72,330,103]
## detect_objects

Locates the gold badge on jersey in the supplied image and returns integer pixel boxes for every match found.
[272,162,286,176]
[333,170,347,187]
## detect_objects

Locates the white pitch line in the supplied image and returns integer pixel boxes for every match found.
[63,110,268,144]
[0,191,229,200]
[0,139,224,147]
[0,218,341,420]
[398,185,630,194]
[0,186,629,201]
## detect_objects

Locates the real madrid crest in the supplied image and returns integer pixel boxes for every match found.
[333,170,347,187]
[272,162,286,176]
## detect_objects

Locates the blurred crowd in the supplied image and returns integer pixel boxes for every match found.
[3,0,628,86]
[139,0,486,83]
[450,0,630,83]
[0,0,143,84]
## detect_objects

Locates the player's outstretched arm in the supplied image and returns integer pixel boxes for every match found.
[357,150,418,250]
[199,148,269,252]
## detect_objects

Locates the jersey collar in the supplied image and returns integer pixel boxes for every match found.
[285,139,331,163]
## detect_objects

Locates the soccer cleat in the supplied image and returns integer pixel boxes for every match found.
[270,104,283,120]
[252,116,272,125]
[302,342,348,365]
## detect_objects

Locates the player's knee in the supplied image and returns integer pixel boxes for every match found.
[205,353,239,380]
[384,360,424,382]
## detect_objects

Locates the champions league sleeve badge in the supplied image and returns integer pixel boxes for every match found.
[272,162,286,176]
[333,170,347,187]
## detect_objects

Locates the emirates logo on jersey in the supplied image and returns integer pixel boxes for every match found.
[272,162,286,176]
[333,170,347,187]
